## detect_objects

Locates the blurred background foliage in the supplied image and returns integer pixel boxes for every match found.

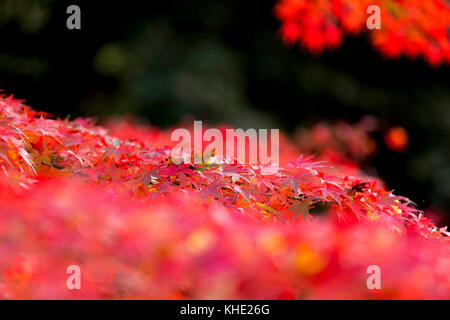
[0,0,449,221]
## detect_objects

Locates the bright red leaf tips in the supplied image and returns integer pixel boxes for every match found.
[274,0,450,66]
[0,95,449,299]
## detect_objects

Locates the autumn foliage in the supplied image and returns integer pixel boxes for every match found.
[0,95,449,299]
[275,0,450,66]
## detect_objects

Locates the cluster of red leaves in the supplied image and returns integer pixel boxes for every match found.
[274,0,450,66]
[0,95,449,299]
[293,118,377,170]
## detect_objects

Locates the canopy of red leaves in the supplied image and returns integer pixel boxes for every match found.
[275,0,450,66]
[0,95,449,299]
